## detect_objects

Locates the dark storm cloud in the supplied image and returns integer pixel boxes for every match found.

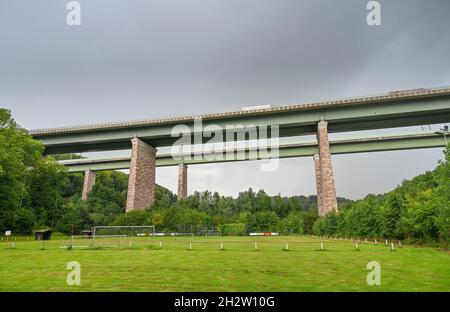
[0,0,449,198]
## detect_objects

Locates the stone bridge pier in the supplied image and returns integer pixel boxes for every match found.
[81,169,96,200]
[177,164,188,199]
[125,138,157,212]
[314,120,338,216]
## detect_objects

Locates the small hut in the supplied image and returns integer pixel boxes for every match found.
[34,229,53,240]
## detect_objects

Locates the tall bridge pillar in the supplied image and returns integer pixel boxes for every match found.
[177,164,188,199]
[82,169,96,200]
[316,120,338,216]
[313,154,324,216]
[125,138,156,212]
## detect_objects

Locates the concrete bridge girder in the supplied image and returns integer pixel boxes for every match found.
[33,90,450,155]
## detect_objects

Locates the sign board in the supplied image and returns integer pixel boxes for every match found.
[5,230,11,236]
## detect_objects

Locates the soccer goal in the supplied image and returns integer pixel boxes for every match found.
[90,226,155,247]
[61,234,129,249]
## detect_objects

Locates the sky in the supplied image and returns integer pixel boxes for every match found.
[1,0,449,199]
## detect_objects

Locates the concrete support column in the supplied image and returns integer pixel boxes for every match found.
[125,138,157,212]
[316,120,338,216]
[82,170,96,200]
[313,154,324,216]
[177,164,188,200]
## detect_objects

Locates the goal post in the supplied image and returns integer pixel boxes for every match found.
[59,226,156,249]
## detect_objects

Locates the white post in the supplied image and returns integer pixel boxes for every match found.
[189,242,192,250]
[285,243,289,250]
[320,242,324,250]
[159,241,162,248]
[391,242,395,251]
[254,241,257,250]
[220,242,223,250]
[355,242,359,250]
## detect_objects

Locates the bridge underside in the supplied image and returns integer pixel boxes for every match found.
[59,132,446,172]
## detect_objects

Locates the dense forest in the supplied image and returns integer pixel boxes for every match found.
[1,108,449,245]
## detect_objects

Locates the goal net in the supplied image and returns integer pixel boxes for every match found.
[200,229,221,237]
[62,234,128,249]
[93,225,156,239]
[59,226,156,249]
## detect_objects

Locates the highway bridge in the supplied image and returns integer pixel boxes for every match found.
[31,87,450,216]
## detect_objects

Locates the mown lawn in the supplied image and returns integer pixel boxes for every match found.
[0,236,448,292]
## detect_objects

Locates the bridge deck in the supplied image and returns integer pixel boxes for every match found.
[32,86,450,154]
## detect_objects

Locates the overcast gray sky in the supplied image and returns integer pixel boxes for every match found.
[1,0,449,199]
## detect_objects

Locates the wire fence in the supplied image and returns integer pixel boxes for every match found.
[0,235,403,252]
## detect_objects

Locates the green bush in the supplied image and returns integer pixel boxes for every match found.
[277,211,305,234]
[218,223,247,236]
[112,210,153,226]
[13,208,36,234]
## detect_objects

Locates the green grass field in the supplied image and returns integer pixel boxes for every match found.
[0,236,449,292]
